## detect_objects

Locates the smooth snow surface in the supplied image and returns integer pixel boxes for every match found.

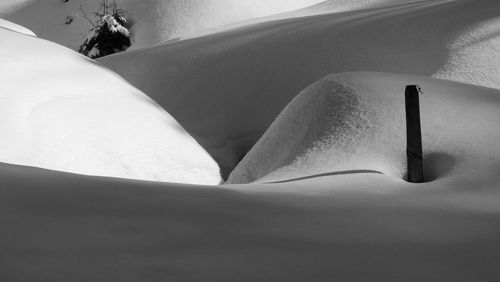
[0,28,221,185]
[157,0,392,41]
[0,0,324,50]
[123,0,325,49]
[227,72,500,183]
[100,0,500,176]
[434,15,500,89]
[3,162,500,281]
[0,0,34,13]
[2,0,500,281]
[0,17,35,36]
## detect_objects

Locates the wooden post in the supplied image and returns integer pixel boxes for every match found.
[405,85,424,183]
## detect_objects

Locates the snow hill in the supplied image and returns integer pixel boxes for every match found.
[0,0,324,51]
[3,160,500,282]
[227,72,500,183]
[0,26,221,185]
[2,1,500,281]
[100,0,500,177]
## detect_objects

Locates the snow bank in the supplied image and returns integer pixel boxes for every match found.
[0,27,221,185]
[434,15,500,89]
[0,0,34,14]
[228,72,500,183]
[100,0,500,176]
[3,161,500,281]
[0,0,324,51]
[122,0,324,49]
[0,17,35,36]
[172,0,401,41]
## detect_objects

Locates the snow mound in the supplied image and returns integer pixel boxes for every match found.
[1,0,323,51]
[434,15,500,89]
[0,17,35,36]
[0,27,221,185]
[100,0,500,177]
[123,0,324,49]
[227,72,500,184]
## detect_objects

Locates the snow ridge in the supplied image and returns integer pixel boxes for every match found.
[228,72,500,184]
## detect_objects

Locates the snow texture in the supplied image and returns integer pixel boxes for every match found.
[0,0,324,51]
[227,72,500,183]
[100,0,500,176]
[0,27,221,185]
[1,1,500,281]
[0,17,35,36]
[434,15,500,89]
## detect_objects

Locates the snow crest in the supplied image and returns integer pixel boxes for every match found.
[434,16,500,89]
[0,0,324,50]
[0,27,221,185]
[101,0,500,176]
[0,17,35,36]
[228,72,500,184]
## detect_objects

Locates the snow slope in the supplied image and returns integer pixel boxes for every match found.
[2,1,500,280]
[0,0,324,51]
[434,15,500,89]
[227,72,500,183]
[100,0,500,177]
[2,162,500,281]
[0,18,35,36]
[0,27,221,185]
[160,0,396,41]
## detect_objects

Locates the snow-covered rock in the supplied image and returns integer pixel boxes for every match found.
[0,27,221,185]
[227,72,500,183]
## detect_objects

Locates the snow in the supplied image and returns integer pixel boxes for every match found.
[172,0,402,41]
[2,0,500,280]
[0,17,35,36]
[227,72,500,183]
[434,16,500,89]
[0,0,34,13]
[2,161,500,281]
[0,0,324,51]
[103,14,129,36]
[100,0,500,177]
[0,27,221,185]
[122,0,325,49]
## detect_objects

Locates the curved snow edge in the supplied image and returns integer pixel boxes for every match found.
[0,18,35,36]
[227,72,500,184]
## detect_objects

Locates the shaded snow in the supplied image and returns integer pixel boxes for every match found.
[0,0,34,13]
[434,15,500,89]
[2,161,500,281]
[1,1,500,281]
[0,0,324,50]
[0,27,221,184]
[227,72,500,183]
[100,0,500,176]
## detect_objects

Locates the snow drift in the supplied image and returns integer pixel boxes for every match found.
[2,1,500,280]
[0,0,323,51]
[0,27,221,185]
[100,0,500,176]
[0,17,35,36]
[3,161,500,282]
[227,72,500,184]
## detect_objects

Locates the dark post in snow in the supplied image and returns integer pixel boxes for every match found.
[405,85,424,183]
